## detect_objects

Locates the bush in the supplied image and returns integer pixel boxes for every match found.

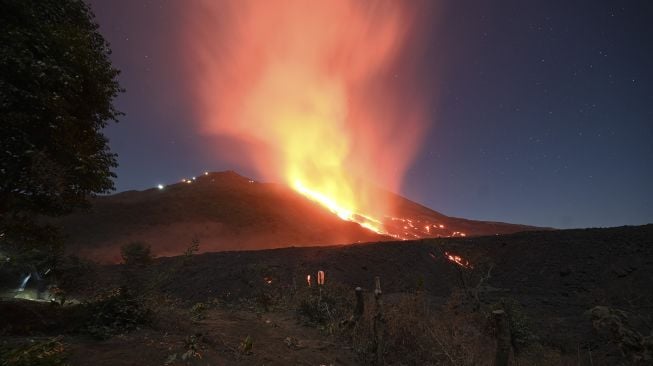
[83,287,152,339]
[588,306,653,363]
[183,237,200,259]
[349,292,494,365]
[295,285,352,328]
[493,298,538,352]
[0,336,69,366]
[56,255,96,292]
[190,302,208,322]
[239,335,253,355]
[120,242,154,266]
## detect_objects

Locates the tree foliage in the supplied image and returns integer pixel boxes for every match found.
[120,241,154,266]
[0,0,122,267]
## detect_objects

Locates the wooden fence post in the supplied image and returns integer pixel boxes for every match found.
[493,309,512,366]
[354,287,364,321]
[373,276,385,365]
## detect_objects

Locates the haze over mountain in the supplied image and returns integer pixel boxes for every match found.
[55,171,540,263]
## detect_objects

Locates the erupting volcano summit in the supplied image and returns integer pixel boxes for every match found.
[54,171,540,262]
[182,1,435,231]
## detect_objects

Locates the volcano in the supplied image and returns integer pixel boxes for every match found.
[55,171,541,263]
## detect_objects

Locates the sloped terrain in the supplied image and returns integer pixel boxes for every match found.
[54,171,538,262]
[2,225,652,365]
[195,224,645,362]
[93,224,652,362]
[148,225,653,313]
[55,171,384,262]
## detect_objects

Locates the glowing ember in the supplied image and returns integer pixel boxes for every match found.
[444,251,473,269]
[306,275,312,287]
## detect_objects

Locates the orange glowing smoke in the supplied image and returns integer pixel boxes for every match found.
[183,1,433,235]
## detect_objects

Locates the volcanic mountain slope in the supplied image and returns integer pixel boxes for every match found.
[55,171,538,262]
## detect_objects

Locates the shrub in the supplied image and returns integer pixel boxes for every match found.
[190,302,208,322]
[0,336,69,366]
[297,292,334,325]
[120,241,154,266]
[83,287,152,339]
[165,333,205,364]
[588,306,653,363]
[255,290,274,312]
[55,255,96,291]
[239,335,253,355]
[493,298,538,352]
[295,285,352,328]
[49,286,67,307]
[183,237,200,259]
[349,292,494,366]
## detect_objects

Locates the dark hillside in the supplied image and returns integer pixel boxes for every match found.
[53,171,539,262]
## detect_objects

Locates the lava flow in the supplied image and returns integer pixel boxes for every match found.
[444,251,474,269]
[183,1,436,239]
[293,180,386,235]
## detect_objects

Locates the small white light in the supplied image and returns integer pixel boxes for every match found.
[157,184,164,190]
[192,176,196,181]
[204,171,208,175]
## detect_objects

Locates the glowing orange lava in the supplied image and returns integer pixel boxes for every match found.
[294,180,386,234]
[444,251,473,269]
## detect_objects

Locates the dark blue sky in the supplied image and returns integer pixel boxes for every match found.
[89,0,653,229]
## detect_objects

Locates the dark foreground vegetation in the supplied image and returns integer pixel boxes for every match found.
[1,225,652,365]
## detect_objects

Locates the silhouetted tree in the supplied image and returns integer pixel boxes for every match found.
[0,0,123,269]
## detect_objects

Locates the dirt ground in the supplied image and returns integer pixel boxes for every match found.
[63,307,357,366]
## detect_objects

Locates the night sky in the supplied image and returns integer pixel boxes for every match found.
[88,0,653,229]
